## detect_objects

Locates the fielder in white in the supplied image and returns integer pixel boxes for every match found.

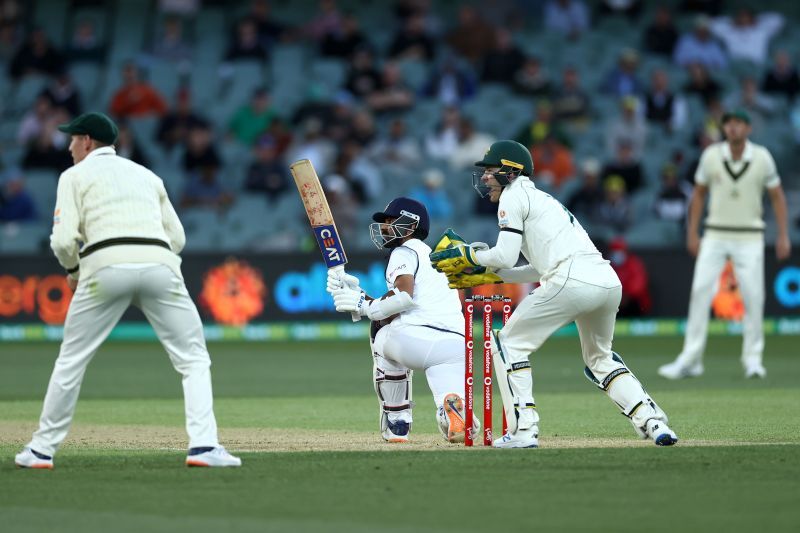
[659,109,791,380]
[430,140,678,448]
[327,197,477,443]
[15,112,240,469]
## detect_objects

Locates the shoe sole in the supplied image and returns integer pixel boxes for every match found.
[385,438,409,443]
[655,434,679,446]
[186,459,241,467]
[443,395,466,443]
[15,463,53,469]
[493,443,539,449]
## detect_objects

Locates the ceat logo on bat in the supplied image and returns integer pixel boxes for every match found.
[313,225,347,268]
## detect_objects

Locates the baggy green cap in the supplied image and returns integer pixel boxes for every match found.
[721,108,751,125]
[57,112,119,144]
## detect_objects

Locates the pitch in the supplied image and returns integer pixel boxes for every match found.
[1,336,798,532]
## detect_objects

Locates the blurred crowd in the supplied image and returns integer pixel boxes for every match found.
[1,0,800,255]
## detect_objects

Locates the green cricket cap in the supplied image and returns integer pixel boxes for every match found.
[57,112,119,144]
[721,108,751,125]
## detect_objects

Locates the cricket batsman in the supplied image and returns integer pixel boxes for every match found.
[327,197,478,443]
[429,140,678,448]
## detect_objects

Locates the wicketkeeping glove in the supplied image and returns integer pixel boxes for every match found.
[429,241,490,276]
[445,271,504,289]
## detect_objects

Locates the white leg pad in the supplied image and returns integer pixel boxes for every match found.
[374,365,413,432]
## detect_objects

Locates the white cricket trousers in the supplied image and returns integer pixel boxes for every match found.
[677,236,765,368]
[374,322,464,408]
[28,264,219,456]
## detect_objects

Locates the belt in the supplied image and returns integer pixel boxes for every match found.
[704,225,764,233]
[79,237,171,258]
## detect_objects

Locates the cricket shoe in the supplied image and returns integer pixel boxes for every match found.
[744,363,767,379]
[657,359,704,380]
[492,426,539,449]
[382,420,410,443]
[15,447,54,469]
[186,446,242,467]
[646,419,679,446]
[438,393,466,443]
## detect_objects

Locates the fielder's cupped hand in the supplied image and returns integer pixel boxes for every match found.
[429,243,481,275]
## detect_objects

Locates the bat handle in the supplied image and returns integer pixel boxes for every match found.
[330,265,361,322]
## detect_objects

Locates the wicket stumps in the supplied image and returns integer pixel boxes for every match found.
[464,295,512,447]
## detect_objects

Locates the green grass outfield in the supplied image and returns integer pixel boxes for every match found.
[1,336,798,532]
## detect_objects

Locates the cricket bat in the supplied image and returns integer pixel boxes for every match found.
[289,159,360,322]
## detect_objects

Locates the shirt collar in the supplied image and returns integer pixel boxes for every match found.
[84,146,117,160]
[721,140,753,162]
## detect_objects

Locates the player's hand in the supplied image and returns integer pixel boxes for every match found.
[446,271,503,289]
[776,234,791,261]
[332,286,368,316]
[686,232,700,257]
[430,243,480,275]
[326,269,359,294]
[67,276,78,291]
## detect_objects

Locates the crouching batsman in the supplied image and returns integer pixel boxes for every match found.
[429,140,678,448]
[327,197,479,443]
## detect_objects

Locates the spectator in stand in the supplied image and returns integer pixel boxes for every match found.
[347,108,377,148]
[597,0,642,20]
[368,118,421,168]
[682,61,721,106]
[156,88,205,152]
[602,48,644,98]
[762,50,800,103]
[673,15,727,69]
[365,61,414,114]
[114,121,149,167]
[0,19,21,63]
[543,0,589,40]
[246,0,287,50]
[65,19,104,63]
[8,27,65,80]
[323,92,356,144]
[684,129,715,184]
[695,97,725,144]
[606,96,647,161]
[109,62,168,119]
[228,87,277,146]
[285,117,336,177]
[643,5,678,56]
[181,165,234,210]
[158,0,200,17]
[481,28,525,84]
[532,134,575,190]
[601,139,643,194]
[332,140,382,203]
[306,0,343,42]
[449,117,496,170]
[344,46,381,101]
[653,163,691,223]
[512,56,552,97]
[551,66,590,124]
[264,117,293,157]
[183,123,222,174]
[224,18,268,62]
[0,172,37,222]
[320,11,365,58]
[245,136,289,202]
[567,158,604,219]
[408,168,453,221]
[724,76,777,129]
[321,173,358,243]
[446,5,494,66]
[596,174,631,233]
[420,54,477,107]
[42,71,82,117]
[709,8,784,66]
[515,99,572,151]
[425,106,461,161]
[388,11,435,61]
[151,16,193,67]
[644,69,687,132]
[292,83,334,129]
[607,237,652,316]
[678,0,722,16]
[18,94,56,147]
[21,107,72,171]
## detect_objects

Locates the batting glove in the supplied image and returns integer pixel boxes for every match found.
[332,286,368,316]
[326,269,360,294]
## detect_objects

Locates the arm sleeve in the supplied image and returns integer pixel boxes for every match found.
[763,149,781,189]
[474,191,525,269]
[158,179,186,253]
[694,147,711,185]
[49,172,82,274]
[385,247,418,287]
[496,263,541,283]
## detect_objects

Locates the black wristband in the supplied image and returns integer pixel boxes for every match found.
[66,265,79,274]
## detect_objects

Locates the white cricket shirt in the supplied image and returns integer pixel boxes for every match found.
[695,140,780,240]
[385,238,464,332]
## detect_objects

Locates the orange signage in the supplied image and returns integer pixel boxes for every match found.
[0,275,73,324]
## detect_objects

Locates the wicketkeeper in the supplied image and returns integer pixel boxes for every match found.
[429,140,678,448]
[327,197,478,443]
